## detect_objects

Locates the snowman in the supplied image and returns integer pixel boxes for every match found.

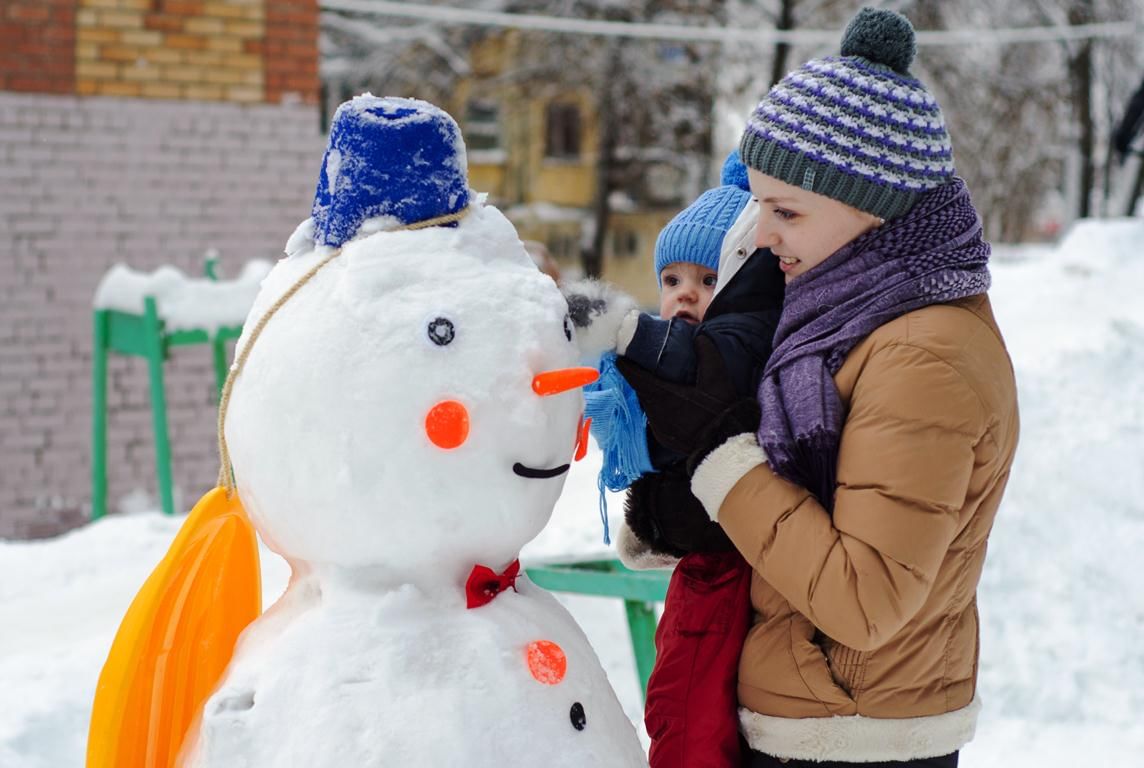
[165,96,648,766]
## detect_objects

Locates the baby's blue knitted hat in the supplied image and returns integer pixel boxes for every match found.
[654,151,752,283]
[740,8,954,221]
[311,95,471,247]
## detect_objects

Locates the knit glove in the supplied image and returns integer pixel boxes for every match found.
[615,334,762,475]
[624,465,733,557]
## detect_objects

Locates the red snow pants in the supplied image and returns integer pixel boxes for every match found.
[644,549,753,768]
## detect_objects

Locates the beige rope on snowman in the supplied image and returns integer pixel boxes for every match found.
[216,204,474,496]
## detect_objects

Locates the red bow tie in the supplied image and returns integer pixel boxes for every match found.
[465,559,521,609]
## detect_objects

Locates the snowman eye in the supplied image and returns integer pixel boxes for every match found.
[563,315,573,342]
[427,317,455,346]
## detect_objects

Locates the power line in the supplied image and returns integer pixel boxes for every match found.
[321,0,1142,47]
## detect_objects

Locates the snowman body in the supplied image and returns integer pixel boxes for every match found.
[188,577,645,766]
[183,196,647,766]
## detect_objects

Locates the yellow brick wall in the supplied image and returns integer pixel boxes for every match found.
[75,0,265,102]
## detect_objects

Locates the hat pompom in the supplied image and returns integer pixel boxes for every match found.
[840,7,916,74]
[720,150,750,191]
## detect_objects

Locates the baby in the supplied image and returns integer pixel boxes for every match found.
[590,151,786,767]
[611,151,784,561]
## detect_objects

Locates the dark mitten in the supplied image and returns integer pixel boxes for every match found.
[616,335,762,471]
[684,397,761,476]
[625,467,733,556]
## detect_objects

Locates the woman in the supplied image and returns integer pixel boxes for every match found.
[620,8,1019,767]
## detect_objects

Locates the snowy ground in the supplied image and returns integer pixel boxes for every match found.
[3,219,1144,766]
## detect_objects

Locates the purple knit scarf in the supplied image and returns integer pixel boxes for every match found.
[756,178,990,511]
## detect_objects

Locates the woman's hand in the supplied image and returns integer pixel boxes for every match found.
[615,335,762,473]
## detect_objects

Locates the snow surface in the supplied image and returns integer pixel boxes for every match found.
[4,219,1144,765]
[92,260,274,332]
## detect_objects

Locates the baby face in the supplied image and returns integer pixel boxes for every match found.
[658,262,717,323]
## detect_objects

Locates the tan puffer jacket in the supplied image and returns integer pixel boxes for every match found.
[690,294,1019,763]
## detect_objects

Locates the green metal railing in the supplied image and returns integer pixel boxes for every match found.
[526,557,670,700]
[91,263,243,519]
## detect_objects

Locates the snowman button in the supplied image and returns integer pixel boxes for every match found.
[526,639,567,685]
[569,702,586,731]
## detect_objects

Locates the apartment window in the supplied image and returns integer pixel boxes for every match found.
[545,102,581,159]
[612,230,640,260]
[465,99,501,151]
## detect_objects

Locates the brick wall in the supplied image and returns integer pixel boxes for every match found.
[264,0,320,106]
[79,0,258,102]
[3,0,320,105]
[0,92,323,538]
[0,1,77,94]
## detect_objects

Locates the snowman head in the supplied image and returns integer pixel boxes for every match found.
[225,98,589,586]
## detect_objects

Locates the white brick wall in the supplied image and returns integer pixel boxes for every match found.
[0,91,323,538]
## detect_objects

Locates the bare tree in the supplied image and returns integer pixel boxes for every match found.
[321,0,1144,246]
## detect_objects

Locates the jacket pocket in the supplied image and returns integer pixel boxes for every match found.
[739,606,858,716]
[819,633,867,699]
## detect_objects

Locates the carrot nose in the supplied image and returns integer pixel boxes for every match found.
[532,367,599,396]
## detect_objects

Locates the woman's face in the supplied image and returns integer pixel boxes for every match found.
[748,169,883,283]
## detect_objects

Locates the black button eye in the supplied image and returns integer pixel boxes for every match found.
[427,317,455,346]
[569,702,586,731]
[563,315,573,342]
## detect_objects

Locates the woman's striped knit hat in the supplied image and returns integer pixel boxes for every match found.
[740,8,954,221]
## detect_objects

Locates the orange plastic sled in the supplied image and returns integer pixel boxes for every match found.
[86,487,262,768]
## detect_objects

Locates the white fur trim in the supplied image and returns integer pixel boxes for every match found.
[740,696,982,762]
[614,309,641,356]
[615,520,680,571]
[713,198,760,299]
[562,279,639,361]
[690,433,767,522]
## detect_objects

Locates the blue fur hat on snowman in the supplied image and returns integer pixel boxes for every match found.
[310,95,472,247]
[653,150,752,284]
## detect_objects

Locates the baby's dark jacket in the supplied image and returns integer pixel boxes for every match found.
[620,250,784,556]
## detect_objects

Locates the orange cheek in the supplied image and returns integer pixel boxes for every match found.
[424,400,469,449]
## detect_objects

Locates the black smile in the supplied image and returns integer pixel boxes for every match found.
[513,462,570,479]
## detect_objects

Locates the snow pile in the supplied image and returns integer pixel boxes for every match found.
[962,218,1144,766]
[92,260,273,332]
